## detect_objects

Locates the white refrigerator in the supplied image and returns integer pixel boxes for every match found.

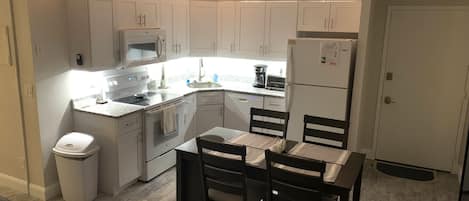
[286,38,356,146]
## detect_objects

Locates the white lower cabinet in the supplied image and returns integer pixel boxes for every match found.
[74,111,142,195]
[224,92,264,132]
[117,131,139,186]
[196,92,225,135]
[183,94,197,141]
[196,105,224,135]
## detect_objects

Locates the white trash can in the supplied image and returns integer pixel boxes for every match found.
[53,132,100,201]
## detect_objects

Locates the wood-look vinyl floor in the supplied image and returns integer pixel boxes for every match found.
[0,160,461,201]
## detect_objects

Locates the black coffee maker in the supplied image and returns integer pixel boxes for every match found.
[253,64,267,88]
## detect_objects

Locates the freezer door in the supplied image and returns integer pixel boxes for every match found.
[286,84,348,142]
[287,39,353,88]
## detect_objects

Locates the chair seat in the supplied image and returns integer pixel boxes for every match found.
[208,189,243,201]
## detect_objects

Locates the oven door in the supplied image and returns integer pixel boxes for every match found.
[144,100,184,162]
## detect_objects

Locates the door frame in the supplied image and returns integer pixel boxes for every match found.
[371,5,469,173]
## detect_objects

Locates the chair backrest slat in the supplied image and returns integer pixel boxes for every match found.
[197,137,247,201]
[250,107,290,138]
[265,150,326,201]
[303,115,348,149]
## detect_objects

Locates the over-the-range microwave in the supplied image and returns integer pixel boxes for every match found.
[120,28,166,67]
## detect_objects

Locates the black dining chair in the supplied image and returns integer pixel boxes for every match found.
[265,149,330,201]
[196,137,249,201]
[303,115,348,149]
[249,108,290,138]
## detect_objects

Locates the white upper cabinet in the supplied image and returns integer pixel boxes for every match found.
[297,0,361,33]
[173,0,190,57]
[217,1,238,57]
[66,0,116,69]
[237,1,266,58]
[190,1,218,56]
[115,0,160,29]
[264,1,297,59]
[297,1,330,32]
[139,0,161,28]
[329,1,362,33]
[160,0,190,59]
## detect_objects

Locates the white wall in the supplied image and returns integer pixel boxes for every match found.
[28,0,73,198]
[70,57,287,99]
[356,0,469,159]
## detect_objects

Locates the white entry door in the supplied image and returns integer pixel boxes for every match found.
[375,6,469,171]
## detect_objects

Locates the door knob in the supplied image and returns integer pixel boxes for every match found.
[384,96,395,104]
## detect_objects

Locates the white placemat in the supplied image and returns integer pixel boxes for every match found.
[288,143,351,165]
[275,163,342,183]
[229,133,281,150]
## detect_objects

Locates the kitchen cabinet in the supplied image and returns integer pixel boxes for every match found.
[217,1,238,57]
[74,111,143,195]
[66,0,117,69]
[117,131,139,186]
[297,0,361,33]
[196,92,224,135]
[237,1,266,58]
[183,94,197,141]
[263,1,297,59]
[190,1,218,56]
[224,92,264,132]
[161,0,190,58]
[263,96,286,112]
[114,0,160,29]
[237,1,297,59]
[329,1,362,33]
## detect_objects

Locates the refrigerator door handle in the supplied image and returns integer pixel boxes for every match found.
[287,46,294,84]
[285,84,294,112]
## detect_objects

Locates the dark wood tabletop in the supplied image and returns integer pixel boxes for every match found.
[175,127,366,201]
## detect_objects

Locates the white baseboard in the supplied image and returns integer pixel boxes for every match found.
[360,148,374,160]
[0,172,27,193]
[0,172,61,201]
[30,182,61,201]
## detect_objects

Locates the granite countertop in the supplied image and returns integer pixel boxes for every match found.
[73,81,285,118]
[73,99,144,118]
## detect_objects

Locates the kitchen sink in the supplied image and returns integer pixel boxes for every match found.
[188,81,222,89]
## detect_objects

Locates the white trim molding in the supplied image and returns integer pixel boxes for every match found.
[0,172,28,193]
[29,182,61,201]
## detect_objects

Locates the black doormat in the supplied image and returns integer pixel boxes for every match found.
[376,162,434,181]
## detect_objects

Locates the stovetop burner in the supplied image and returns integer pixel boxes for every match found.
[114,92,180,107]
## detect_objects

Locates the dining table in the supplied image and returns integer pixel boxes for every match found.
[175,127,366,201]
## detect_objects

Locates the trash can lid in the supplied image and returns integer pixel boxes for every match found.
[53,132,99,158]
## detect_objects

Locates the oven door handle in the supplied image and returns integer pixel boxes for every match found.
[146,100,185,115]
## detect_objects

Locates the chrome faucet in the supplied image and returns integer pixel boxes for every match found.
[198,58,205,82]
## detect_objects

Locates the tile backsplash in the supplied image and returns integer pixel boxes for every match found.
[70,57,286,99]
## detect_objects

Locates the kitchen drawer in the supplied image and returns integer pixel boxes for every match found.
[118,112,142,135]
[263,96,286,112]
[197,91,224,105]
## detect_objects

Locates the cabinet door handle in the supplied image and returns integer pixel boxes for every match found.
[137,15,142,25]
[4,26,13,66]
[143,14,147,26]
[323,18,328,30]
[330,18,334,30]
[238,98,248,103]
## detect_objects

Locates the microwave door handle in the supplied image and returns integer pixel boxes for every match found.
[158,39,163,58]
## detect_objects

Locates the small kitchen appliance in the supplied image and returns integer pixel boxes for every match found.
[266,75,285,91]
[253,64,267,88]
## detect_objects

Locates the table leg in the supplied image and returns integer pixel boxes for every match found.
[352,166,364,201]
[177,151,183,201]
[340,192,350,201]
